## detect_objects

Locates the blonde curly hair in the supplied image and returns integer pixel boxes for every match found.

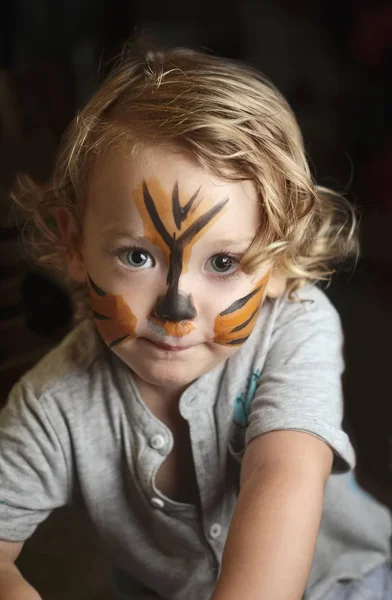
[12,43,359,319]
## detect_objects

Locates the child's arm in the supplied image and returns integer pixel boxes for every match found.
[211,430,333,600]
[0,541,42,599]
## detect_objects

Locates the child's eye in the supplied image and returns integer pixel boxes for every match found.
[206,254,239,275]
[119,248,155,269]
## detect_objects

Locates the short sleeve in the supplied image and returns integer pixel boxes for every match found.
[0,381,71,541]
[245,290,355,472]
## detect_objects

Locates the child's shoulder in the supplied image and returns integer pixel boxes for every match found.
[272,283,341,329]
[227,284,342,378]
[247,283,343,358]
[16,318,106,400]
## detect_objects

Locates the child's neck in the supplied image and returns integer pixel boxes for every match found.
[132,371,187,423]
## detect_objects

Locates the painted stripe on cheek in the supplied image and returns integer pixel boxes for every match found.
[213,272,270,346]
[87,275,137,347]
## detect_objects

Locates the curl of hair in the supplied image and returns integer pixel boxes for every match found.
[12,42,359,318]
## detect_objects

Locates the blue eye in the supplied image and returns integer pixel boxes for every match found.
[208,254,238,275]
[122,249,155,269]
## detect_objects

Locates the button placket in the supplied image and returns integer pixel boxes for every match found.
[209,523,222,539]
[150,434,166,450]
[186,395,225,565]
[150,497,165,509]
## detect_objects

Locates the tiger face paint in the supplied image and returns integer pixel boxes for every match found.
[213,272,270,346]
[87,274,137,348]
[79,145,273,392]
[134,179,228,336]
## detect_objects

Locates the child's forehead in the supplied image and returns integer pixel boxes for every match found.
[86,144,260,226]
[88,144,236,191]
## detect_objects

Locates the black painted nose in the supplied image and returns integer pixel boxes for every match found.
[154,293,197,322]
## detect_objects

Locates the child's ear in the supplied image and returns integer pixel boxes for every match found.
[55,208,87,283]
[266,272,287,298]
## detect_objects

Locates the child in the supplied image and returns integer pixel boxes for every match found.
[0,44,391,600]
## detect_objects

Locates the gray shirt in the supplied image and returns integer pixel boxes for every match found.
[0,284,390,600]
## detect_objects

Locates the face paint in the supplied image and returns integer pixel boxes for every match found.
[213,271,270,346]
[147,317,195,338]
[134,179,229,328]
[87,274,137,347]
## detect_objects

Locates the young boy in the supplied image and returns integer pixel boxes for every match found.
[0,45,391,600]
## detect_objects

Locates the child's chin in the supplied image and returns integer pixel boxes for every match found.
[112,342,228,392]
[133,361,199,389]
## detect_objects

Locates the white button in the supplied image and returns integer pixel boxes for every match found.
[209,523,222,539]
[150,434,165,450]
[150,497,165,509]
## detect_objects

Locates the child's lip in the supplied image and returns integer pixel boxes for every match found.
[143,338,192,352]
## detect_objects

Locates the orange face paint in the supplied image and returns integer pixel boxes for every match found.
[133,178,222,274]
[147,316,195,337]
[213,271,270,346]
[134,178,229,328]
[88,275,137,348]
[133,179,172,267]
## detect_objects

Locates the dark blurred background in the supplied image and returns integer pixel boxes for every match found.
[0,1,391,598]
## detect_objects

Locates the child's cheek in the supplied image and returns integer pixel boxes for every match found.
[87,274,138,348]
[213,272,270,346]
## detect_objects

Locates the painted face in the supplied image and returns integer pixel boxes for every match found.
[81,145,271,392]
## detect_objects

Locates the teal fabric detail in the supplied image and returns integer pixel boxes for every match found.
[233,369,261,427]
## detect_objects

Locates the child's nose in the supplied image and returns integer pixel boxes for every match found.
[153,290,197,322]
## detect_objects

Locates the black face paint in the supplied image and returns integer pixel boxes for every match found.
[231,307,260,333]
[216,288,261,344]
[219,286,262,316]
[143,181,228,322]
[88,274,105,297]
[213,273,270,347]
[87,274,138,347]
[172,182,201,231]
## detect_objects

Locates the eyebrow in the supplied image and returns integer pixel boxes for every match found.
[100,228,144,240]
[102,230,254,248]
[211,237,255,250]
